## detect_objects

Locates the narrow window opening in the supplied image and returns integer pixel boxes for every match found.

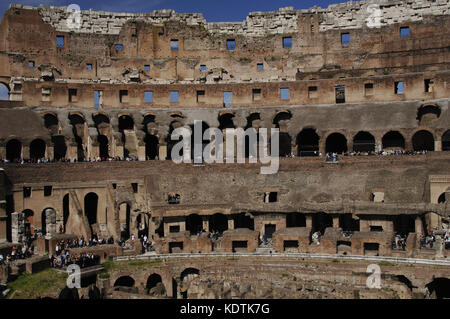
[280,88,290,100]
[44,186,52,197]
[196,90,205,103]
[131,183,138,193]
[341,33,350,45]
[257,63,263,71]
[94,90,102,109]
[364,83,374,96]
[395,81,404,94]
[120,90,128,103]
[226,39,236,50]
[144,65,150,71]
[170,39,179,51]
[144,91,153,103]
[169,225,180,233]
[56,36,64,48]
[308,86,318,98]
[252,88,261,101]
[23,187,31,198]
[335,86,345,103]
[283,36,292,48]
[68,88,77,103]
[200,65,206,71]
[425,79,434,93]
[28,61,35,67]
[223,91,232,108]
[400,27,410,38]
[170,90,179,103]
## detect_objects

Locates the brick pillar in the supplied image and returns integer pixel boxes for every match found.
[227,218,234,230]
[202,216,209,232]
[435,139,442,152]
[159,144,167,161]
[415,216,423,236]
[22,145,29,160]
[0,145,5,160]
[306,215,313,228]
[332,215,339,228]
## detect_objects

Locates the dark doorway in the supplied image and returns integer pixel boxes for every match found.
[442,130,450,151]
[145,134,159,160]
[264,224,276,238]
[186,214,203,235]
[339,214,360,232]
[233,213,254,230]
[438,193,446,204]
[232,241,248,252]
[209,213,228,233]
[30,139,46,160]
[146,274,166,296]
[114,276,135,287]
[52,136,67,160]
[393,215,416,237]
[84,193,98,233]
[296,128,319,156]
[312,212,333,234]
[382,131,405,149]
[364,243,379,255]
[98,135,109,159]
[286,213,306,227]
[169,242,183,253]
[283,240,299,251]
[278,133,292,157]
[6,139,21,162]
[325,133,347,153]
[353,131,375,152]
[63,194,69,233]
[426,278,450,299]
[412,130,434,151]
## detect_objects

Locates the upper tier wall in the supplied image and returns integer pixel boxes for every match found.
[10,0,449,36]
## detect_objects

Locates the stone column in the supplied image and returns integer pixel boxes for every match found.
[137,144,146,161]
[0,145,6,160]
[415,216,423,236]
[23,145,30,160]
[45,208,57,238]
[202,216,209,231]
[227,218,234,230]
[11,212,24,243]
[306,215,313,228]
[435,139,442,152]
[332,215,339,228]
[46,145,54,161]
[159,144,167,161]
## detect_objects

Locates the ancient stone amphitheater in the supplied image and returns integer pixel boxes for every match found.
[0,0,449,299]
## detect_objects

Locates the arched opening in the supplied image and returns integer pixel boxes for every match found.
[180,268,200,299]
[30,139,46,160]
[393,215,416,237]
[63,194,69,233]
[52,136,67,161]
[41,208,56,236]
[286,213,306,227]
[6,139,21,162]
[119,202,131,240]
[312,212,333,234]
[186,214,203,235]
[146,274,166,296]
[438,193,446,204]
[417,104,440,125]
[218,113,235,130]
[69,114,85,161]
[325,133,347,154]
[84,193,98,234]
[382,131,405,150]
[426,278,450,299]
[93,113,110,127]
[0,82,9,100]
[233,213,254,230]
[209,213,228,233]
[395,275,416,291]
[22,209,34,236]
[353,131,375,152]
[442,130,450,151]
[412,130,434,151]
[273,111,292,130]
[44,114,59,135]
[296,129,319,156]
[114,276,135,287]
[144,134,159,160]
[98,135,109,159]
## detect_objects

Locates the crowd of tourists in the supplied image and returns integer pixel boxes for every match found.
[392,234,407,250]
[55,235,115,253]
[51,251,100,269]
[1,156,139,164]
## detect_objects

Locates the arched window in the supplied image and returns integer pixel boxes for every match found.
[6,139,21,162]
[412,130,434,151]
[297,129,319,156]
[146,274,165,296]
[325,133,347,154]
[0,83,9,101]
[114,276,135,287]
[84,193,98,228]
[353,131,375,152]
[382,131,405,150]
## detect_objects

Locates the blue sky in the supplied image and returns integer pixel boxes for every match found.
[0,0,359,22]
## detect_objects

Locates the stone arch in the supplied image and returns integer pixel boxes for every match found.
[22,209,34,236]
[325,132,347,154]
[118,114,134,131]
[113,275,135,287]
[180,268,200,299]
[43,113,59,134]
[146,273,166,296]
[353,131,375,152]
[41,207,56,236]
[30,139,46,160]
[417,104,441,125]
[218,113,235,130]
[84,192,98,234]
[426,278,450,299]
[412,130,434,151]
[0,82,9,100]
[442,130,450,151]
[6,139,22,161]
[382,131,405,150]
[118,202,131,240]
[272,110,292,132]
[246,112,261,129]
[296,128,319,156]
